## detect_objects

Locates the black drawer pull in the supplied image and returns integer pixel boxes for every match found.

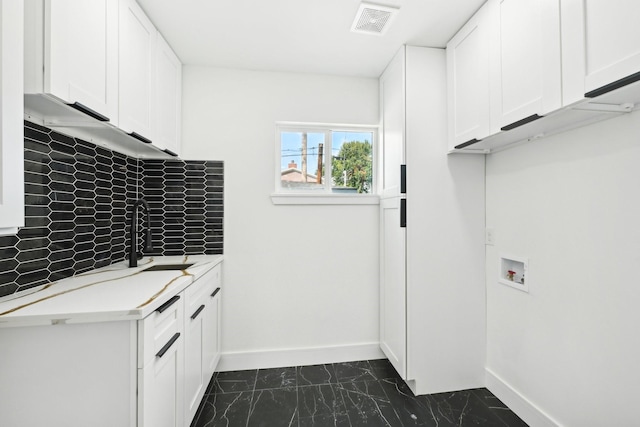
[501,114,542,131]
[68,102,110,122]
[191,304,205,320]
[156,295,180,313]
[163,148,178,157]
[129,132,152,144]
[400,199,407,228]
[400,165,406,194]
[454,138,481,149]
[210,287,221,298]
[585,70,640,98]
[156,333,180,358]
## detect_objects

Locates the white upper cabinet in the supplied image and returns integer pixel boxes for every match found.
[0,1,25,235]
[155,33,182,155]
[446,2,493,150]
[25,0,119,122]
[492,0,562,129]
[562,0,640,103]
[119,0,156,142]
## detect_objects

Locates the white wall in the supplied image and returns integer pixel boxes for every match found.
[485,111,640,426]
[181,67,381,369]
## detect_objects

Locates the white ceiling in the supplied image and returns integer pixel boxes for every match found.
[137,0,484,78]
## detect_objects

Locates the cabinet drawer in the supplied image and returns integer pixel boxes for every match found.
[138,294,184,368]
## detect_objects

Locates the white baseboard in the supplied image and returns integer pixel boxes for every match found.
[485,368,561,427]
[217,342,385,372]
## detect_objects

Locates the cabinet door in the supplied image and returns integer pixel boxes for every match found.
[582,0,640,94]
[203,285,221,381]
[184,281,208,424]
[155,33,182,154]
[493,0,561,128]
[379,47,405,198]
[0,1,24,235]
[119,0,155,141]
[139,334,184,427]
[379,197,406,379]
[446,2,491,150]
[45,0,118,121]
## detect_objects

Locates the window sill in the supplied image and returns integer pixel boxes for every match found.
[270,193,380,205]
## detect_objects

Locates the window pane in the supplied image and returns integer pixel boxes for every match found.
[331,131,373,194]
[281,132,325,190]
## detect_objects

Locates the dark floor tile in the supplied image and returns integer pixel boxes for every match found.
[299,412,353,427]
[378,378,440,426]
[338,380,401,427]
[334,361,377,383]
[368,359,401,381]
[298,384,346,419]
[425,389,508,426]
[471,389,528,426]
[211,369,257,393]
[297,363,338,386]
[247,387,299,427]
[255,366,297,390]
[191,391,252,427]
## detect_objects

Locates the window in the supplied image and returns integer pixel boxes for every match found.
[274,123,378,204]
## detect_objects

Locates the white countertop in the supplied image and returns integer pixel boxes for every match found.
[0,255,223,328]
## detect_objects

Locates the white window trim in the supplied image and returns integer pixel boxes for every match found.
[272,122,379,205]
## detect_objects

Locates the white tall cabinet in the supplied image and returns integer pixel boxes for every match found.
[379,46,486,395]
[0,1,24,235]
[24,0,119,122]
[154,33,182,154]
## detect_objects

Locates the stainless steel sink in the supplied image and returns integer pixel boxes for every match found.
[142,263,195,272]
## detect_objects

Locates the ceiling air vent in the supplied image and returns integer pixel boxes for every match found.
[351,2,398,35]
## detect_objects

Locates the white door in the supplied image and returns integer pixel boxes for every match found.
[184,301,205,424]
[155,33,182,154]
[45,0,118,121]
[119,0,156,140]
[0,0,24,235]
[446,2,491,149]
[379,47,407,378]
[493,0,561,128]
[583,0,640,94]
[203,288,221,381]
[379,197,406,378]
[139,334,184,427]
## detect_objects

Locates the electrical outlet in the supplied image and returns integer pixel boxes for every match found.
[485,227,495,245]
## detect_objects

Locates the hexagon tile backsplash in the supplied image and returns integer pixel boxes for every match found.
[0,121,224,298]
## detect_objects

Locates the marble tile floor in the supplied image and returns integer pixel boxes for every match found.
[190,359,528,427]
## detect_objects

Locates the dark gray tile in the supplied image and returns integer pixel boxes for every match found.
[247,387,299,427]
[299,412,353,427]
[338,380,401,427]
[334,361,377,383]
[424,389,508,426]
[211,370,257,394]
[297,364,338,386]
[379,378,439,426]
[471,389,529,426]
[298,384,346,419]
[255,367,297,390]
[368,359,401,381]
[191,391,252,427]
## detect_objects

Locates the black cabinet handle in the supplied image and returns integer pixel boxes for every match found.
[156,333,180,358]
[129,132,152,144]
[191,304,205,320]
[400,199,406,228]
[210,287,221,298]
[155,295,180,313]
[163,148,178,157]
[454,138,481,149]
[501,114,543,131]
[68,102,109,122]
[400,165,406,194]
[585,70,640,98]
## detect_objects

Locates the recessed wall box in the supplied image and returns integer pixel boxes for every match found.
[499,254,529,292]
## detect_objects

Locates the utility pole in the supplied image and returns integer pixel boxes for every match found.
[301,133,307,182]
[316,143,323,184]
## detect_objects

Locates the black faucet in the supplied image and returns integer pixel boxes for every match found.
[129,199,153,267]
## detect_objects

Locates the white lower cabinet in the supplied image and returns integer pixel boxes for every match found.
[0,264,222,427]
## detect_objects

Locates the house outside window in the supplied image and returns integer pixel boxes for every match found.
[275,123,377,199]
